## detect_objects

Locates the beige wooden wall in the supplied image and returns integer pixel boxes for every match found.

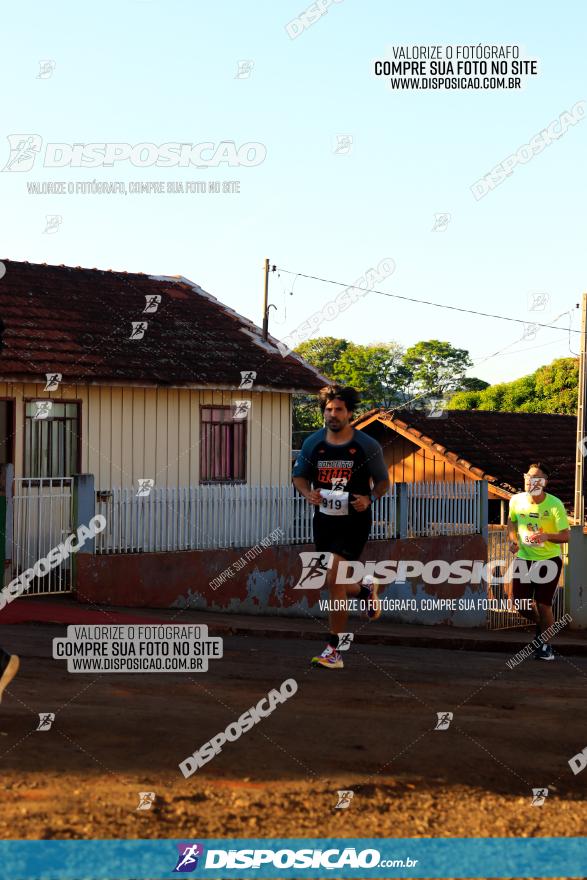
[2,383,293,488]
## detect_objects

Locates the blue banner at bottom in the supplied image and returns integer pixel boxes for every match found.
[0,838,585,880]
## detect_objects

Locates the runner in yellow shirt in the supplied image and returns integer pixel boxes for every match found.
[507,462,569,661]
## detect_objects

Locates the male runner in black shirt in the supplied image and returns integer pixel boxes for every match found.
[293,385,390,669]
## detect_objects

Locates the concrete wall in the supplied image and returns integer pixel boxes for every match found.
[77,534,488,626]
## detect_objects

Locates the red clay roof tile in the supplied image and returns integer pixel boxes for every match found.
[355,408,577,508]
[0,259,325,391]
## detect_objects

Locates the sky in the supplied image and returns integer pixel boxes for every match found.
[1,0,586,386]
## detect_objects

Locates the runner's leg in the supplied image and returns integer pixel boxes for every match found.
[325,553,362,637]
[511,558,539,630]
[0,646,19,705]
[534,557,563,644]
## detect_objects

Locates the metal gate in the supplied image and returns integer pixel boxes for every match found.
[11,477,74,595]
[486,526,567,629]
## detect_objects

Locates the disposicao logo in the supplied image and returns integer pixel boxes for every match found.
[173,842,205,872]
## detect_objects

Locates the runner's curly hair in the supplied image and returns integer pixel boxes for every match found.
[318,385,360,414]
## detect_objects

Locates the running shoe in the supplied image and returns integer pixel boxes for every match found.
[362,576,382,621]
[536,644,555,661]
[532,636,543,658]
[0,655,20,704]
[311,645,344,669]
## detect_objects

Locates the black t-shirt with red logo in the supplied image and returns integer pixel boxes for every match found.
[293,428,387,516]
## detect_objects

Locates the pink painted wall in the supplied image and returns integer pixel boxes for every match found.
[77,534,488,626]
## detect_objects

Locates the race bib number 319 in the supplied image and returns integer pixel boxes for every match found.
[319,489,349,516]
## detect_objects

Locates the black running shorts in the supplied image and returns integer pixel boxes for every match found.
[312,510,372,562]
[511,556,563,606]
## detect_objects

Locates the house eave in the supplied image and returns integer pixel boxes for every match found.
[0,374,313,394]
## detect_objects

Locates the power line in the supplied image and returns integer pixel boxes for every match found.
[278,268,582,335]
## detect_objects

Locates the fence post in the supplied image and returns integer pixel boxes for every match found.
[397,482,408,539]
[566,525,587,627]
[479,480,488,541]
[71,474,96,590]
[0,464,13,586]
[0,464,12,587]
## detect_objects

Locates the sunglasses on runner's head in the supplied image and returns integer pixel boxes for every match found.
[523,473,546,482]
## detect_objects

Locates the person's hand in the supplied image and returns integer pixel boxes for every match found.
[306,489,323,506]
[350,494,371,512]
[508,540,519,554]
[527,532,548,544]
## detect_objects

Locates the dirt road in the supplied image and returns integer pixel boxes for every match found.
[0,623,585,841]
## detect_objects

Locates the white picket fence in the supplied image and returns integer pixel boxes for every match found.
[11,477,74,594]
[94,481,482,553]
[406,481,481,537]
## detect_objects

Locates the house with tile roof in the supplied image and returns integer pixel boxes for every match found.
[0,259,325,488]
[353,408,577,523]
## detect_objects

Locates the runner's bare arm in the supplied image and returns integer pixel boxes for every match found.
[528,528,570,544]
[292,477,322,505]
[371,477,390,500]
[350,478,389,512]
[507,516,519,552]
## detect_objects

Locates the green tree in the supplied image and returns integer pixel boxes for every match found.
[333,342,411,409]
[403,340,475,399]
[294,337,350,380]
[448,357,578,414]
[459,377,491,392]
[292,394,323,448]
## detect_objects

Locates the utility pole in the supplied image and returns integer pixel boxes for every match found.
[574,293,587,525]
[262,258,270,340]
